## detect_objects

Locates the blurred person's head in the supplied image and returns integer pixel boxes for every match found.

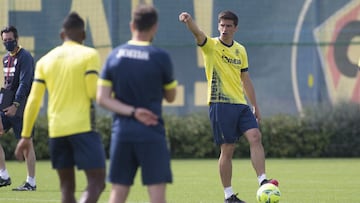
[61,12,86,43]
[130,4,158,41]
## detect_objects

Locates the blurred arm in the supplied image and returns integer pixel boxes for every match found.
[163,80,177,103]
[85,71,98,100]
[21,81,46,137]
[96,81,159,126]
[179,12,207,45]
[241,71,261,122]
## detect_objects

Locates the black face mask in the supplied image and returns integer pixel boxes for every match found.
[3,40,17,52]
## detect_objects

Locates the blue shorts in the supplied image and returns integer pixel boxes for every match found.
[0,112,34,139]
[108,139,172,186]
[49,131,106,170]
[209,103,258,145]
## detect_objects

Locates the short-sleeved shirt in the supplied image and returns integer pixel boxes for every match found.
[98,40,177,142]
[200,37,249,104]
[29,41,100,137]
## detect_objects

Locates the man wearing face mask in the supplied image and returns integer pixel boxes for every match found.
[0,25,36,191]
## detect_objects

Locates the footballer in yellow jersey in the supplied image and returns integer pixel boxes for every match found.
[201,37,248,104]
[15,12,106,203]
[21,40,100,138]
[180,10,278,203]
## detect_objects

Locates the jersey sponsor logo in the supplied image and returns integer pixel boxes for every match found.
[221,55,241,65]
[116,49,149,60]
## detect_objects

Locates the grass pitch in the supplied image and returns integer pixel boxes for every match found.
[0,159,358,203]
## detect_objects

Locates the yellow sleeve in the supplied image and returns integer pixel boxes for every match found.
[164,80,178,90]
[85,73,98,100]
[21,82,46,137]
[85,50,101,99]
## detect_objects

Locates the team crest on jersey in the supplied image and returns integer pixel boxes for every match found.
[235,49,240,56]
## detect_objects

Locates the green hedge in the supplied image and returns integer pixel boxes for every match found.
[164,112,220,158]
[0,103,359,159]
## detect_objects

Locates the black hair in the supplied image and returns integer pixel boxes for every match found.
[218,10,238,27]
[1,25,19,39]
[61,12,85,42]
[62,12,85,31]
[132,4,158,32]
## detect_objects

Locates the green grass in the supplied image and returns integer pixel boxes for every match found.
[1,159,359,203]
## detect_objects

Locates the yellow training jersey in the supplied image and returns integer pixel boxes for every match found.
[200,37,249,104]
[22,41,100,138]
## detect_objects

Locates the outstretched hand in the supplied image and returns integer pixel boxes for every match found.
[179,12,192,23]
[14,138,31,161]
[133,108,159,126]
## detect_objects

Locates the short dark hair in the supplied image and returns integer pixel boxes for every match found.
[62,12,85,31]
[1,25,19,39]
[218,10,238,27]
[132,4,158,31]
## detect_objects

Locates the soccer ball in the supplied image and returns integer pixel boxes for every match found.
[256,183,281,203]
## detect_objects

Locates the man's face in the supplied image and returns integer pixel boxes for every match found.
[1,32,15,42]
[2,31,18,52]
[218,19,237,41]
